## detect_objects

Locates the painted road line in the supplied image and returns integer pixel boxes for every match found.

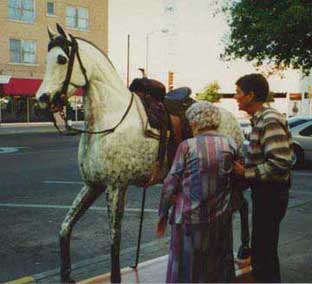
[0,203,158,213]
[290,190,312,195]
[293,171,312,177]
[2,148,77,156]
[43,181,163,186]
[0,147,27,154]
[43,181,84,185]
[5,276,35,284]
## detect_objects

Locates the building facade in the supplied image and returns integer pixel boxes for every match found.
[0,0,108,123]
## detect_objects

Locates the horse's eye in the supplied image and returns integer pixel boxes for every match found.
[57,55,67,65]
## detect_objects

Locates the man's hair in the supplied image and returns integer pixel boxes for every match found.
[236,73,269,102]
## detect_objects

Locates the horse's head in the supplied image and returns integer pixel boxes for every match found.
[36,24,89,112]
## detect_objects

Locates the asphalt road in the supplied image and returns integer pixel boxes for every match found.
[0,133,312,282]
[0,133,166,282]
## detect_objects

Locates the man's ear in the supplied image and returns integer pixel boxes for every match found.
[246,91,255,104]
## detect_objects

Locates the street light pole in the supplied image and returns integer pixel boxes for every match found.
[127,34,130,87]
[145,34,149,77]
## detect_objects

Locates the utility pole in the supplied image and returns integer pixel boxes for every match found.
[126,34,130,87]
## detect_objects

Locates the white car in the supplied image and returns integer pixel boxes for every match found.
[290,120,312,167]
[288,116,312,129]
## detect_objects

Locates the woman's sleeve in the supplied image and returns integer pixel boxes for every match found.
[158,141,186,218]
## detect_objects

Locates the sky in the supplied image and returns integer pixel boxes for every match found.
[108,0,302,94]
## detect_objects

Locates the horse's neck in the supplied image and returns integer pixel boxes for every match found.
[78,41,140,132]
[83,69,135,131]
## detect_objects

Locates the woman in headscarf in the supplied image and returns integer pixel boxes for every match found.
[157,101,238,283]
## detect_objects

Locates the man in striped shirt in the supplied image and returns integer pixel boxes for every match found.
[233,74,294,283]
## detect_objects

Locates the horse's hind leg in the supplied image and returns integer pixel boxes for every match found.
[106,185,127,284]
[59,185,104,283]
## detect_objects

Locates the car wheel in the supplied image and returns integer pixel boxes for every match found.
[293,144,304,169]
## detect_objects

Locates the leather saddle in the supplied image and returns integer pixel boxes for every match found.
[129,78,195,168]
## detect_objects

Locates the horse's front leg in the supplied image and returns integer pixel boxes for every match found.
[106,184,128,284]
[59,185,104,283]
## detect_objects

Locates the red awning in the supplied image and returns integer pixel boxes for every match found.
[2,78,42,96]
[1,78,83,97]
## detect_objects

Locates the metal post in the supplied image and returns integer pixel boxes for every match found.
[130,188,146,269]
[145,34,149,77]
[27,97,30,122]
[126,34,130,87]
[75,96,78,121]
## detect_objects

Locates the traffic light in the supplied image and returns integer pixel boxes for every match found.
[168,71,174,91]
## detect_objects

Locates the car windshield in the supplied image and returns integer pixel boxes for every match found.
[288,118,311,128]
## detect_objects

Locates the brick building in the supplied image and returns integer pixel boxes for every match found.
[0,0,108,122]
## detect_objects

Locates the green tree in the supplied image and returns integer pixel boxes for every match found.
[221,0,312,75]
[196,81,222,103]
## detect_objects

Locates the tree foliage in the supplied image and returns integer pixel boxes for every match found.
[222,0,312,75]
[196,81,222,103]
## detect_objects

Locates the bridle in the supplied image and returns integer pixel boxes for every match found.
[47,35,134,135]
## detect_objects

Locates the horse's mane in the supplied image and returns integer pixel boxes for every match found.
[76,37,117,72]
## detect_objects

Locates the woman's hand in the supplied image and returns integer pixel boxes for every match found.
[156,217,167,237]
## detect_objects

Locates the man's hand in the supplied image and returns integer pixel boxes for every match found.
[234,161,245,176]
[156,217,167,237]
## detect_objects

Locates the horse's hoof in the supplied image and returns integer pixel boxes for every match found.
[61,277,76,283]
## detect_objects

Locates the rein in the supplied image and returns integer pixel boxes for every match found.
[50,35,134,136]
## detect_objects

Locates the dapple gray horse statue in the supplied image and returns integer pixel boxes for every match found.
[36,24,245,283]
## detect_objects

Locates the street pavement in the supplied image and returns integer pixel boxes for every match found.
[0,124,312,283]
[0,121,84,135]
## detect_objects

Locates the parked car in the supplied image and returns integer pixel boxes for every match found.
[290,120,312,167]
[288,116,312,129]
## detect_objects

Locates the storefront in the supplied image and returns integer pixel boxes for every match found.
[0,77,83,123]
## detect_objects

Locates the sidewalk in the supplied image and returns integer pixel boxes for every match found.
[0,121,84,135]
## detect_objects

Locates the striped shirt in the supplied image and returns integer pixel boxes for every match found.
[245,107,294,183]
[158,132,239,224]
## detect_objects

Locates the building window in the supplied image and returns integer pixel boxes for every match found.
[66,6,89,30]
[8,0,35,23]
[10,39,36,64]
[47,1,55,15]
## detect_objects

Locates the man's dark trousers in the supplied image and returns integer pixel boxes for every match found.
[251,181,289,283]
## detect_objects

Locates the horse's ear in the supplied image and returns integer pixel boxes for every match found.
[56,23,70,40]
[47,26,57,40]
